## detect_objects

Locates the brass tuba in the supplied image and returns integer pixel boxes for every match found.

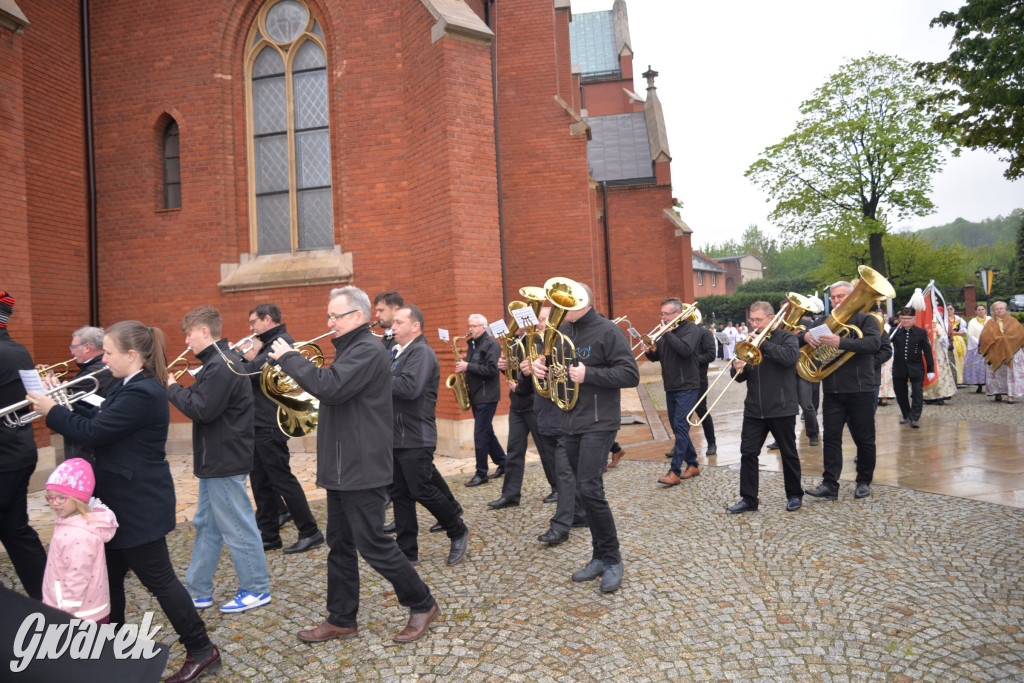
[261,331,335,437]
[796,266,895,382]
[527,277,588,410]
[445,334,471,411]
[502,290,545,382]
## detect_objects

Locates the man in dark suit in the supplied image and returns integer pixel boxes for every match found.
[891,307,936,428]
[458,314,506,486]
[726,302,803,513]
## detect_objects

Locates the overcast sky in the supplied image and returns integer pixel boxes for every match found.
[570,0,1022,248]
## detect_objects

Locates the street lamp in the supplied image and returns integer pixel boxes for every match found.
[975,266,1000,307]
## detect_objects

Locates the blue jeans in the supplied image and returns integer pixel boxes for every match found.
[666,389,699,474]
[186,475,270,598]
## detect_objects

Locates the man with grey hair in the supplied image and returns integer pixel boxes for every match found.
[269,286,440,643]
[799,279,882,500]
[57,326,118,463]
[457,313,506,486]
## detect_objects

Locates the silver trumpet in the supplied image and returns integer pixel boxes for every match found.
[230,334,259,355]
[1,372,104,428]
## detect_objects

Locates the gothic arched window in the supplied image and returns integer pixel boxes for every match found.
[246,0,333,254]
[163,121,181,209]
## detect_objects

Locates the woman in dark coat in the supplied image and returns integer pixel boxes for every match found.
[29,320,219,683]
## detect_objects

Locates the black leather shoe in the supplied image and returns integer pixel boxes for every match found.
[166,645,221,683]
[447,530,469,565]
[726,499,758,514]
[786,496,802,512]
[284,530,325,555]
[766,441,779,450]
[664,451,673,459]
[488,466,505,480]
[808,435,819,446]
[383,521,396,534]
[464,475,488,487]
[805,484,839,500]
[263,539,282,551]
[487,497,519,509]
[705,443,717,456]
[899,417,910,424]
[542,490,558,504]
[278,511,293,529]
[854,483,871,499]
[910,421,919,428]
[537,529,568,545]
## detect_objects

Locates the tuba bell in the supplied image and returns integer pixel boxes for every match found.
[526,277,588,410]
[260,331,335,437]
[796,266,894,382]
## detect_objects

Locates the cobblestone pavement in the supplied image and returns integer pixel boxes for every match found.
[5,461,1022,681]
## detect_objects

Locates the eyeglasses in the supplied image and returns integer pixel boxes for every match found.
[326,310,358,323]
[45,493,68,505]
[248,318,260,326]
[69,343,86,352]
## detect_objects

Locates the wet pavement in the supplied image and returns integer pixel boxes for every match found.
[2,363,1023,680]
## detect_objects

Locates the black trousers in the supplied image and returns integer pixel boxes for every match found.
[535,432,559,491]
[797,377,820,437]
[500,409,542,502]
[564,431,620,566]
[471,402,506,477]
[392,447,466,561]
[548,435,586,534]
[106,538,211,654]
[325,487,434,629]
[821,391,876,488]
[0,464,46,600]
[693,374,716,446]
[893,374,924,421]
[252,428,319,542]
[739,414,803,504]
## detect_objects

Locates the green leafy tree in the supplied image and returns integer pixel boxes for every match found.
[1015,214,1024,293]
[916,0,1024,180]
[746,53,952,277]
[814,230,966,291]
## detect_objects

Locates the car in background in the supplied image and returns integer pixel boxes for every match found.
[1009,294,1024,312]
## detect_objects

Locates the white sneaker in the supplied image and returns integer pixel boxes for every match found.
[192,596,213,609]
[219,590,271,613]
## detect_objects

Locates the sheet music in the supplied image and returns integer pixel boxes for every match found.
[438,328,450,342]
[807,324,831,340]
[489,320,510,337]
[19,370,45,395]
[511,307,538,328]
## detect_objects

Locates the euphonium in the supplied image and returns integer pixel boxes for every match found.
[796,265,895,382]
[260,331,335,437]
[445,334,471,411]
[502,302,528,383]
[531,277,587,410]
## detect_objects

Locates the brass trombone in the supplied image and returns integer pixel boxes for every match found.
[2,373,103,428]
[167,346,193,380]
[261,330,336,436]
[633,303,702,360]
[37,357,75,382]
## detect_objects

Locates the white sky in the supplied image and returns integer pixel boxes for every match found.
[570,0,1023,247]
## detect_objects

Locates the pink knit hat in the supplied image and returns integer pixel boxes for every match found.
[45,458,95,501]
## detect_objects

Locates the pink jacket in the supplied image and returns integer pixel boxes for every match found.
[42,499,118,621]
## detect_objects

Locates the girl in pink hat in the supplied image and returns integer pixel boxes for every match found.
[41,457,119,623]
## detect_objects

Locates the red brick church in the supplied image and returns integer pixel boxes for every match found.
[2,0,692,456]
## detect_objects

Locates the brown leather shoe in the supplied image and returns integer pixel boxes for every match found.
[657,471,681,486]
[681,464,701,479]
[297,620,359,643]
[166,645,221,683]
[608,448,625,468]
[393,602,440,643]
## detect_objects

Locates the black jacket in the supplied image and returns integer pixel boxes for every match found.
[465,333,502,405]
[697,326,717,380]
[874,332,894,384]
[62,355,120,463]
[798,311,882,393]
[167,339,255,479]
[527,337,561,435]
[732,328,800,418]
[390,335,439,449]
[46,373,176,550]
[559,308,640,435]
[235,323,295,431]
[644,319,701,392]
[0,328,37,472]
[891,325,935,380]
[279,324,393,491]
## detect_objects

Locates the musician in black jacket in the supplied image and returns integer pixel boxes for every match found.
[238,304,322,554]
[458,314,506,486]
[799,281,883,500]
[726,302,803,513]
[389,305,468,565]
[891,307,936,428]
[54,326,119,464]
[0,290,47,601]
[167,306,271,614]
[532,282,639,593]
[270,286,439,644]
[692,324,718,455]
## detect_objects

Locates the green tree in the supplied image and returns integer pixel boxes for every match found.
[1014,214,1024,293]
[814,230,966,291]
[746,53,952,277]
[916,0,1024,180]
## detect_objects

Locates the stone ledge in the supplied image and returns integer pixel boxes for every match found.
[419,0,493,45]
[218,246,353,293]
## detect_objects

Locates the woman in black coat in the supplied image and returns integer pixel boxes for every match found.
[29,320,219,682]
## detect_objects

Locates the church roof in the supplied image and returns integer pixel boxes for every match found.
[586,112,655,184]
[569,11,620,79]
